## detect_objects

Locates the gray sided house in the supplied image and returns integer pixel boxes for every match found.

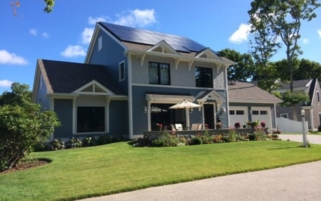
[32,22,235,140]
[228,81,282,133]
[273,78,321,131]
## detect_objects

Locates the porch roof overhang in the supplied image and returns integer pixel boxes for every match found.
[146,94,195,103]
[196,90,225,107]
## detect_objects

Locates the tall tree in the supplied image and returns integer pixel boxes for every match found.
[249,0,321,92]
[293,59,321,80]
[218,49,255,81]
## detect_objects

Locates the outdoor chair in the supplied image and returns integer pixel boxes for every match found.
[175,124,183,131]
[191,123,199,130]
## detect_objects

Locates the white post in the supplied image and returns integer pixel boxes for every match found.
[301,109,307,147]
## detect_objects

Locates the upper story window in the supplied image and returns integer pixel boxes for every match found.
[195,67,213,88]
[119,61,125,81]
[98,36,102,51]
[149,62,170,85]
[317,91,320,102]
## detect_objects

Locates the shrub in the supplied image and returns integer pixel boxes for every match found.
[213,134,222,143]
[66,137,82,148]
[234,122,241,128]
[228,128,237,142]
[50,139,64,150]
[96,135,112,145]
[82,137,96,147]
[152,131,179,147]
[190,136,202,145]
[131,137,151,147]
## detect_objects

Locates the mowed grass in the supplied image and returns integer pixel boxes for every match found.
[1,141,321,201]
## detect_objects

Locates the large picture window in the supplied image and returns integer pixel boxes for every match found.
[149,62,170,85]
[77,107,105,133]
[195,67,213,88]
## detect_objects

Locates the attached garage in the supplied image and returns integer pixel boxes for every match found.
[228,81,282,133]
[250,107,271,129]
[229,106,248,126]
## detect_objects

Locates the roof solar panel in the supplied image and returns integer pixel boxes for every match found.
[99,22,206,52]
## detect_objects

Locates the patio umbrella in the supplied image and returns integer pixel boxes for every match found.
[169,100,201,129]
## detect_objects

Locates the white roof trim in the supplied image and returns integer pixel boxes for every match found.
[126,49,232,66]
[72,80,115,95]
[146,94,195,103]
[147,40,179,55]
[196,90,225,107]
[195,48,221,60]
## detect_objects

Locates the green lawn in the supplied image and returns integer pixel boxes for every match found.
[1,141,321,201]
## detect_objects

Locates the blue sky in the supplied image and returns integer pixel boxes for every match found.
[1,0,321,94]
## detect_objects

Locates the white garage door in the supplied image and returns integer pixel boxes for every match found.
[229,106,248,127]
[251,107,271,130]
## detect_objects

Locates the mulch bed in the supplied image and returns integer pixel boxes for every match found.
[0,159,50,175]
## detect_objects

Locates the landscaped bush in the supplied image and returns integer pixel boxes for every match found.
[213,134,223,143]
[130,137,151,147]
[82,137,96,147]
[65,137,82,148]
[50,139,65,150]
[96,135,112,145]
[190,136,202,145]
[152,131,180,147]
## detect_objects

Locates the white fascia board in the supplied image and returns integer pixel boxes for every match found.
[147,40,179,55]
[31,62,40,102]
[72,80,115,95]
[109,95,128,100]
[126,49,231,67]
[46,93,79,99]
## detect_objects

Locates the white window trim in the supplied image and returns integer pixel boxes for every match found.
[119,61,125,82]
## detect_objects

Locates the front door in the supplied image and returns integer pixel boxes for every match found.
[204,104,214,129]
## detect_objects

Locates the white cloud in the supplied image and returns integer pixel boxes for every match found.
[318,29,321,38]
[81,28,94,44]
[229,24,251,44]
[114,9,157,27]
[61,45,86,57]
[302,38,309,44]
[0,50,27,65]
[29,29,37,36]
[88,16,107,25]
[0,79,13,88]
[42,32,49,38]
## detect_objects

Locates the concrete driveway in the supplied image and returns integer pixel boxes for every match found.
[81,135,321,201]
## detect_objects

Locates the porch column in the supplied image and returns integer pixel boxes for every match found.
[186,108,190,129]
[147,101,151,131]
[106,96,111,133]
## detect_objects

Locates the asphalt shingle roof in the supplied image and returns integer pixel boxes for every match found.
[228,81,282,103]
[277,79,311,90]
[38,59,126,95]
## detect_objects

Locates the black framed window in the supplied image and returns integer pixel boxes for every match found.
[149,62,170,85]
[77,107,105,133]
[195,67,213,88]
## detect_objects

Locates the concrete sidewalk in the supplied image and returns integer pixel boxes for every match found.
[80,135,321,201]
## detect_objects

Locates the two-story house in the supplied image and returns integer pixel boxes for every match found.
[32,22,234,140]
[273,78,321,131]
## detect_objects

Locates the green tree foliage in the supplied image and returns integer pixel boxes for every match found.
[0,83,60,171]
[249,0,321,91]
[293,59,321,80]
[10,0,55,15]
[280,91,309,120]
[218,49,255,81]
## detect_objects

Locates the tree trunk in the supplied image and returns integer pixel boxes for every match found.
[292,104,297,121]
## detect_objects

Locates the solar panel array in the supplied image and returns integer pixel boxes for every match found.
[100,22,206,52]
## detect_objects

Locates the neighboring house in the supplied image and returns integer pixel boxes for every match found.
[32,22,235,140]
[228,81,282,133]
[273,78,321,131]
